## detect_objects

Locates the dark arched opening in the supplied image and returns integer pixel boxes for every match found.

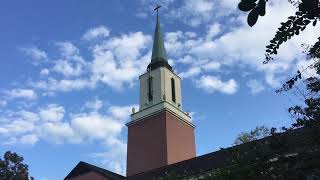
[171,78,176,103]
[148,77,153,102]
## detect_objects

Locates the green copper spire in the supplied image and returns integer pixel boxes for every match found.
[151,8,167,63]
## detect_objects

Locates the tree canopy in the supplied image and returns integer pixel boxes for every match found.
[233,126,271,145]
[239,0,320,128]
[0,151,34,180]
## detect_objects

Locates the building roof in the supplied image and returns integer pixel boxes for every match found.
[127,127,314,179]
[64,161,125,180]
[65,127,316,180]
[127,146,231,180]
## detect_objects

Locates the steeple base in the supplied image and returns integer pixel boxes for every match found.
[126,110,196,176]
[148,59,172,71]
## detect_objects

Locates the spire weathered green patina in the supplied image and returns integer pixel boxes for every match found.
[151,11,167,62]
[147,5,172,71]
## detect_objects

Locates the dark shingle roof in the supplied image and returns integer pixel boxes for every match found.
[127,127,315,180]
[64,161,125,180]
[127,146,231,180]
[65,127,316,180]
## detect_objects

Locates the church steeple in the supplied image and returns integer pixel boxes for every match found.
[148,5,172,71]
[151,11,167,62]
[126,5,195,176]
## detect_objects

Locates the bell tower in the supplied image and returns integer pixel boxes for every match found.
[126,6,196,176]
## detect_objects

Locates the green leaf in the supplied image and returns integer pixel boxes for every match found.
[313,20,317,26]
[247,7,260,27]
[258,0,266,16]
[238,1,256,12]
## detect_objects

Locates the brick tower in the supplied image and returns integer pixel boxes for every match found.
[126,6,196,176]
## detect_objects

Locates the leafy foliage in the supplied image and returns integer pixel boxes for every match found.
[238,0,267,27]
[264,3,320,64]
[0,151,34,180]
[238,0,320,128]
[157,128,320,180]
[289,72,320,127]
[233,126,271,145]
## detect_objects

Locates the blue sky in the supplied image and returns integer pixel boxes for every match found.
[1,0,320,179]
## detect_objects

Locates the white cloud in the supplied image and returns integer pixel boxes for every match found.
[203,62,221,71]
[0,101,135,148]
[166,0,215,27]
[2,137,18,145]
[29,31,151,93]
[206,23,221,40]
[20,47,47,61]
[91,32,151,89]
[0,100,7,107]
[20,134,38,145]
[38,122,76,144]
[31,78,95,92]
[90,139,127,175]
[158,0,320,90]
[52,42,86,77]
[196,75,238,94]
[108,105,137,121]
[179,66,201,79]
[40,68,50,76]
[247,79,265,95]
[84,98,103,111]
[19,110,40,122]
[83,26,110,41]
[71,113,122,139]
[6,89,37,100]
[39,104,65,122]
[0,120,34,135]
[53,60,84,77]
[55,42,79,58]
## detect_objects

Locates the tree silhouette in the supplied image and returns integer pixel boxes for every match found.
[0,151,34,180]
[238,0,320,128]
[233,126,271,145]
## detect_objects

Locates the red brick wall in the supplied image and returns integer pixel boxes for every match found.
[67,171,108,180]
[166,112,196,164]
[126,111,196,176]
[127,112,168,176]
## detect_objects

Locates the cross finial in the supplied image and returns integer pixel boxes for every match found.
[154,4,161,15]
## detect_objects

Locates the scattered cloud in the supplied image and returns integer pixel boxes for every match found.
[5,89,37,100]
[84,97,103,111]
[39,104,65,122]
[247,79,266,95]
[53,60,84,77]
[55,41,80,58]
[90,32,152,89]
[37,122,76,144]
[0,100,7,107]
[107,105,137,121]
[20,47,47,62]
[31,78,95,92]
[52,42,86,77]
[206,23,221,40]
[40,68,50,76]
[83,25,110,41]
[170,0,215,27]
[0,101,136,173]
[196,75,238,94]
[0,120,35,136]
[20,134,39,145]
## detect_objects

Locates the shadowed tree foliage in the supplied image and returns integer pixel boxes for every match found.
[157,128,320,180]
[233,126,271,145]
[239,0,320,128]
[0,151,34,180]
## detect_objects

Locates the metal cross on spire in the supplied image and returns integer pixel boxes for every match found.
[154,4,161,15]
